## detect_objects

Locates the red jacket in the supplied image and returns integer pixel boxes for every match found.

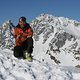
[14,23,33,46]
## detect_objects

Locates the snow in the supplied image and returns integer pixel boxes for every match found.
[30,14,80,67]
[0,14,80,80]
[0,48,80,80]
[62,23,80,39]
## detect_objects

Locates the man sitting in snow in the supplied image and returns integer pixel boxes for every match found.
[13,16,33,61]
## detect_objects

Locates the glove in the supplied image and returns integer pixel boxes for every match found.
[16,35,21,39]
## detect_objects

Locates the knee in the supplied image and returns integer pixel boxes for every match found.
[13,46,23,58]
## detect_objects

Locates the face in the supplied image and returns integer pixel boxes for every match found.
[19,21,26,28]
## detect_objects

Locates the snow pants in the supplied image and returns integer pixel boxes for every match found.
[14,37,33,58]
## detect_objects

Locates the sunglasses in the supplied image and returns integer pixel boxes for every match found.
[19,21,26,23]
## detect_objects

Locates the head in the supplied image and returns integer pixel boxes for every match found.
[18,16,26,28]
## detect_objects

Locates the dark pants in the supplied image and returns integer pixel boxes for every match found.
[14,37,33,58]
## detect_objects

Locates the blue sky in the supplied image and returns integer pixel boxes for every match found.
[0,0,80,25]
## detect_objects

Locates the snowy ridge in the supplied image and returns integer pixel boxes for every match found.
[0,49,80,80]
[0,14,80,80]
[31,14,80,66]
[0,14,80,66]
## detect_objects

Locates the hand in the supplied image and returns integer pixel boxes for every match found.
[16,35,21,39]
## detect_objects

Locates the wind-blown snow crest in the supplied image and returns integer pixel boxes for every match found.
[0,48,80,80]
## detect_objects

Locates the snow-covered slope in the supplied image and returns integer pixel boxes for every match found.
[0,14,80,66]
[0,48,80,80]
[30,14,80,66]
[0,14,80,80]
[0,14,80,67]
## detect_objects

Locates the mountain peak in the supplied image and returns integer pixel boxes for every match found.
[37,13,79,22]
[31,14,80,66]
[2,20,12,26]
[0,14,80,66]
[0,14,80,80]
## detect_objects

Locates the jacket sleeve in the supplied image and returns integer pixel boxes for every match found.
[26,27,33,37]
[13,28,23,38]
[12,28,17,38]
[22,28,33,37]
[14,28,24,46]
[20,28,33,42]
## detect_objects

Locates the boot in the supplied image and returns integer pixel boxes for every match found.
[23,52,33,62]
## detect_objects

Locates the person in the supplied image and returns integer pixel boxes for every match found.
[13,16,33,61]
